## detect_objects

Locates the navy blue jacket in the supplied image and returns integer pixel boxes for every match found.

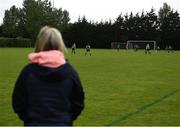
[12,63,84,126]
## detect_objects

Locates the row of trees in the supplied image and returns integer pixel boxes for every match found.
[63,3,180,49]
[0,0,180,49]
[0,0,70,40]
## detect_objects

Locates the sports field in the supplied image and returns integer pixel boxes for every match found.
[0,48,180,126]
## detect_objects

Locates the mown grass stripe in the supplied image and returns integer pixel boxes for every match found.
[106,88,180,126]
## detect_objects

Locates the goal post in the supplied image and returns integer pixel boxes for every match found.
[127,40,156,50]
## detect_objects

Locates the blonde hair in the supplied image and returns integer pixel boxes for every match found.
[35,26,67,53]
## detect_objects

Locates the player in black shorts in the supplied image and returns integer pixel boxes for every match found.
[85,43,91,56]
[71,43,76,54]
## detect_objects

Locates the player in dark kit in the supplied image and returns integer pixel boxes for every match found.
[85,43,91,56]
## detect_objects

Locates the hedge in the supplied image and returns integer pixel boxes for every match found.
[0,37,33,47]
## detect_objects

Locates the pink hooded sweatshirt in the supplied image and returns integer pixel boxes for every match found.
[28,50,66,68]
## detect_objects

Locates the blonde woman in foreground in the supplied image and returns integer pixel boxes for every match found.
[12,26,85,126]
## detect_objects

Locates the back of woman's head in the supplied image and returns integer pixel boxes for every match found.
[35,26,67,53]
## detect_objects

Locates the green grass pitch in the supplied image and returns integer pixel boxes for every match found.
[0,48,180,126]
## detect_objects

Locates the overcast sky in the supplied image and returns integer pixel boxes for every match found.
[0,0,180,24]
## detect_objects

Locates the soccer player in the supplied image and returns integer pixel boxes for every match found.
[71,43,76,54]
[157,46,160,51]
[145,44,151,54]
[85,43,91,56]
[125,42,129,50]
[168,45,173,53]
[117,43,120,51]
[134,44,139,52]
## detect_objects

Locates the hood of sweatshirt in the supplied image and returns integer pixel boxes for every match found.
[28,50,66,68]
[27,50,71,82]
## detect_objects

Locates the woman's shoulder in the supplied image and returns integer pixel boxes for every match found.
[20,63,40,74]
[64,62,78,75]
[16,63,36,79]
[22,63,36,70]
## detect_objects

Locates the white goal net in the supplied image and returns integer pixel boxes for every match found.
[127,40,156,50]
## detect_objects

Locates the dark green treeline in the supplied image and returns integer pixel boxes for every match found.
[0,0,180,49]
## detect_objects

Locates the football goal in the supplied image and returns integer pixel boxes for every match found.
[127,40,156,50]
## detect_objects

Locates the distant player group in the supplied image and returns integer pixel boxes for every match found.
[117,43,173,54]
[71,43,92,56]
[144,44,173,54]
[71,42,173,56]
